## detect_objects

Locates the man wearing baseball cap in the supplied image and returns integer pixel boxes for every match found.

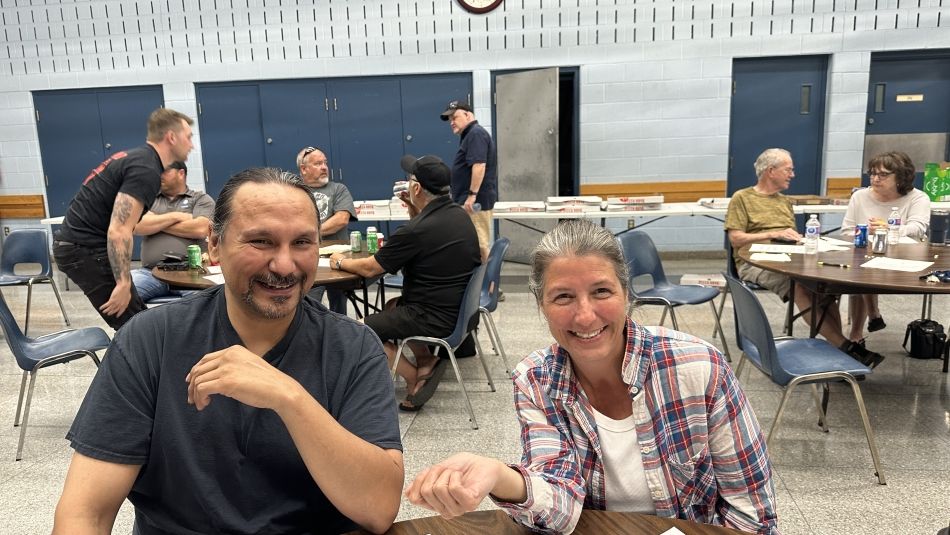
[441,99,498,262]
[328,154,480,411]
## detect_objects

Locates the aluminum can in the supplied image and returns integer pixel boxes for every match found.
[366,230,378,254]
[871,228,888,254]
[854,224,868,248]
[376,232,385,248]
[187,244,202,269]
[350,231,362,252]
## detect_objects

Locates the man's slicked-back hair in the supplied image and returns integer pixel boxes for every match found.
[211,167,320,237]
[146,108,194,142]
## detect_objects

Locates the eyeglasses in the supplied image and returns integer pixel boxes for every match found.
[868,171,894,178]
[301,147,317,158]
[772,166,794,175]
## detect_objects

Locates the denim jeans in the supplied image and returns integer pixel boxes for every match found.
[308,286,348,315]
[131,268,194,302]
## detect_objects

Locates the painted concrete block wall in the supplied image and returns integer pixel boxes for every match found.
[0,1,948,247]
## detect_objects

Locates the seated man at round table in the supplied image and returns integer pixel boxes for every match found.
[329,154,481,411]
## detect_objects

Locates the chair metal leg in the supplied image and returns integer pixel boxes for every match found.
[391,340,410,381]
[49,278,71,326]
[471,333,495,392]
[733,352,746,379]
[24,281,34,336]
[709,300,731,361]
[443,344,479,429]
[16,371,39,461]
[658,307,668,327]
[766,381,798,446]
[713,287,730,339]
[14,371,28,426]
[842,376,886,485]
[667,307,678,330]
[810,384,828,432]
[481,308,510,375]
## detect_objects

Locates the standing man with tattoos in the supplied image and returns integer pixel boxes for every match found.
[53,108,195,329]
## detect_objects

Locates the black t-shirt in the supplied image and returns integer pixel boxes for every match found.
[450,121,498,210]
[58,144,163,246]
[373,195,481,328]
[66,287,402,535]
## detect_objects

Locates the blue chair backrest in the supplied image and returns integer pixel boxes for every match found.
[724,274,789,384]
[617,231,670,289]
[445,264,487,349]
[724,232,740,279]
[0,292,32,371]
[1,229,52,277]
[480,237,510,312]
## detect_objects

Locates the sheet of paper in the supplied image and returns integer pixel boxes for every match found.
[318,258,331,268]
[205,265,222,274]
[819,236,853,247]
[750,252,791,262]
[860,256,934,272]
[749,244,805,254]
[319,244,352,255]
[659,528,686,535]
[203,274,225,285]
[816,240,849,253]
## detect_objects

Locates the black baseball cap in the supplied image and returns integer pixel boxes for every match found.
[440,99,473,121]
[400,154,451,195]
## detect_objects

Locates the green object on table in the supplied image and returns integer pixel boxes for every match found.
[923,163,950,201]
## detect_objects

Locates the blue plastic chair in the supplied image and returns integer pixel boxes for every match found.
[391,264,493,429]
[0,229,70,335]
[479,237,511,375]
[374,273,404,309]
[0,291,111,460]
[619,231,730,360]
[725,274,885,485]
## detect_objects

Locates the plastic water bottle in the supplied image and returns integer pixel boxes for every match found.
[804,214,820,255]
[472,202,481,212]
[887,207,901,245]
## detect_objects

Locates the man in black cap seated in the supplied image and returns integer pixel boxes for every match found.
[329,155,481,411]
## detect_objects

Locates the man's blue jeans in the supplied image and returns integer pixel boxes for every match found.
[132,268,194,302]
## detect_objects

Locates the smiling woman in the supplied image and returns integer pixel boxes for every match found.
[405,220,779,535]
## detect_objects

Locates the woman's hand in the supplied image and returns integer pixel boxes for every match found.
[405,453,512,519]
[867,217,888,234]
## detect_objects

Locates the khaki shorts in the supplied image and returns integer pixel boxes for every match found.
[470,209,492,258]
[737,262,791,302]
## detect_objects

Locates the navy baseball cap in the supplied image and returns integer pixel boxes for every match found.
[440,99,473,121]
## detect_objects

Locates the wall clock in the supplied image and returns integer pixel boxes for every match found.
[457,0,503,14]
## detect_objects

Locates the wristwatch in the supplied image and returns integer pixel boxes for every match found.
[335,258,343,270]
[466,190,478,196]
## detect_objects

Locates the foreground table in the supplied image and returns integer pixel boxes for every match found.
[346,509,745,535]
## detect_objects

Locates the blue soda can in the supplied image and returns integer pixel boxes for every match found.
[854,224,868,248]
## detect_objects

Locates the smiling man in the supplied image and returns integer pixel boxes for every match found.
[53,168,403,535]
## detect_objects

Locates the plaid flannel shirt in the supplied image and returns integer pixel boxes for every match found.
[494,320,779,535]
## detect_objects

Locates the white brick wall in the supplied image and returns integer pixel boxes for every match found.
[1,1,949,249]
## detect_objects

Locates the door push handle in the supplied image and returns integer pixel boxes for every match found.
[104,143,112,149]
[266,138,273,144]
[330,168,334,181]
[867,118,875,125]
[406,134,413,141]
[338,168,343,182]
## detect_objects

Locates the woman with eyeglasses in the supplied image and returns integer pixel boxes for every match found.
[841,151,931,343]
[405,220,778,535]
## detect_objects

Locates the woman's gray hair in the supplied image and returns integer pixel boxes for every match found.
[211,167,319,237]
[527,219,629,305]
[753,148,792,179]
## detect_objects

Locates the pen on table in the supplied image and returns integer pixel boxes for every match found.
[817,261,850,268]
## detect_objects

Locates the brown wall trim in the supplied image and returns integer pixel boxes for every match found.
[0,195,46,218]
[827,177,861,198]
[580,180,726,203]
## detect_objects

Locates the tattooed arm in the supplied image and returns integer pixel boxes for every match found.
[100,192,145,318]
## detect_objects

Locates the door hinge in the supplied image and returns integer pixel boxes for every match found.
[325,98,329,111]
[729,156,734,170]
[732,80,736,95]
[197,102,202,115]
[333,98,338,111]
[35,109,40,122]
[204,170,209,183]
[44,174,49,186]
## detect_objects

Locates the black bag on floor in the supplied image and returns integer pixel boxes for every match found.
[902,319,948,360]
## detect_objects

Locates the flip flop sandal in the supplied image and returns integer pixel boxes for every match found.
[867,317,886,332]
[404,359,448,409]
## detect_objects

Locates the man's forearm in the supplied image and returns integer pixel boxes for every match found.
[106,231,133,285]
[163,218,211,239]
[134,212,188,236]
[470,163,486,193]
[278,387,402,533]
[321,212,350,237]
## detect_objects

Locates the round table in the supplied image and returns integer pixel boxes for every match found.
[345,509,746,535]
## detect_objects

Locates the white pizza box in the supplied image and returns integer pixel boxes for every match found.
[605,195,664,205]
[679,273,726,288]
[493,201,546,213]
[354,200,391,218]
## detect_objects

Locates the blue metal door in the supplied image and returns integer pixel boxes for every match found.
[399,74,472,164]
[260,80,332,173]
[329,78,405,203]
[35,86,164,217]
[728,56,828,196]
[864,50,950,187]
[195,84,266,197]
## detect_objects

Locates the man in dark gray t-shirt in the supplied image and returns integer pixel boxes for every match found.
[53,169,403,535]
